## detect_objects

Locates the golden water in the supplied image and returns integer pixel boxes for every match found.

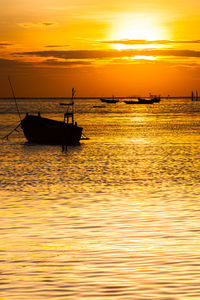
[0,98,200,299]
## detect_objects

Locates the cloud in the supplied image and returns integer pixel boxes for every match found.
[0,42,12,46]
[42,58,91,66]
[0,42,12,45]
[41,22,56,26]
[16,49,200,60]
[45,45,69,48]
[0,58,35,69]
[0,42,12,47]
[151,49,200,58]
[16,50,121,59]
[0,57,91,70]
[1,49,200,72]
[17,23,38,28]
[17,22,57,28]
[103,39,200,45]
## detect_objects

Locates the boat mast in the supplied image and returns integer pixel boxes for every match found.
[72,87,75,125]
[8,76,22,121]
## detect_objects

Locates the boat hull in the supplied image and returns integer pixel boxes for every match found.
[21,114,83,145]
[100,98,119,103]
[124,96,160,104]
[124,100,154,104]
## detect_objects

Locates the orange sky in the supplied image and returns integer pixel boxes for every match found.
[0,0,200,97]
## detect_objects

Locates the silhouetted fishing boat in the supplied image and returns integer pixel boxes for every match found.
[100,96,119,103]
[137,97,155,104]
[151,95,161,103]
[21,88,83,145]
[124,95,160,104]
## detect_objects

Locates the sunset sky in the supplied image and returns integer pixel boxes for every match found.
[0,0,200,97]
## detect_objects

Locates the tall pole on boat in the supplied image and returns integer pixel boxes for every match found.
[8,76,22,121]
[72,87,75,125]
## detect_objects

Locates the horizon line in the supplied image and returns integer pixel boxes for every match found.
[0,96,194,100]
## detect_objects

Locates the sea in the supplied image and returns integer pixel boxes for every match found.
[0,97,200,299]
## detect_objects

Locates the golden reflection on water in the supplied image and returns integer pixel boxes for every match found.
[1,187,200,299]
[1,98,200,298]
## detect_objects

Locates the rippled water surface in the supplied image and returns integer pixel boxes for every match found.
[1,98,200,299]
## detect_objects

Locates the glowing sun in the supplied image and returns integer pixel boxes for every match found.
[109,13,169,49]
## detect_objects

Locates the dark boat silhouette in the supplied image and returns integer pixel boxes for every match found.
[21,88,83,145]
[124,95,160,104]
[151,95,161,103]
[100,95,119,103]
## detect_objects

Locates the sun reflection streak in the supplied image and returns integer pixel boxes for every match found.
[114,43,164,50]
[124,55,157,61]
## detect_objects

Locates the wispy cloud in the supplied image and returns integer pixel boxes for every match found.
[103,39,200,45]
[0,42,12,47]
[17,22,57,28]
[0,57,91,69]
[45,45,69,48]
[16,49,200,59]
[15,50,120,59]
[41,22,56,26]
[1,49,200,72]
[0,58,33,68]
[42,58,91,66]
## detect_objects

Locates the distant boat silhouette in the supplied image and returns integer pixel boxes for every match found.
[21,88,83,145]
[100,95,119,103]
[124,95,160,104]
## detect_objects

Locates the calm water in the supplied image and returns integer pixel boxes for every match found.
[1,98,200,299]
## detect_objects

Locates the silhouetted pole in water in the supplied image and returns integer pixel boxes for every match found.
[62,144,67,151]
[191,91,194,101]
[191,90,199,101]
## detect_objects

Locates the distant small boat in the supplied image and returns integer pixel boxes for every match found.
[21,88,83,145]
[137,97,155,104]
[100,95,119,103]
[124,95,160,104]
